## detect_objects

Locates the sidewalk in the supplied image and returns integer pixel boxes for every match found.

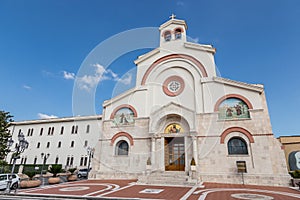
[3,179,300,200]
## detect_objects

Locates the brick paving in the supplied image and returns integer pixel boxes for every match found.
[17,179,300,200]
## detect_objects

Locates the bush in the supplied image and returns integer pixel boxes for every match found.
[289,170,300,178]
[48,165,63,177]
[68,168,77,174]
[24,171,36,180]
[190,157,196,166]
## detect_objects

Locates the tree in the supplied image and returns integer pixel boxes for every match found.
[0,111,13,160]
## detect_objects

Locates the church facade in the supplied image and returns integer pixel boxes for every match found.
[90,17,289,186]
[6,17,290,186]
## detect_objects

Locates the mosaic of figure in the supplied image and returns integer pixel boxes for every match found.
[113,107,135,126]
[218,98,250,119]
[164,124,183,133]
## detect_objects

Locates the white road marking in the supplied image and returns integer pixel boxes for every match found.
[180,184,198,200]
[197,188,300,200]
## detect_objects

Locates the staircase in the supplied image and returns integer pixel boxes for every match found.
[138,171,196,186]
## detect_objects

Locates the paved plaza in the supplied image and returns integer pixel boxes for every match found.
[1,180,300,200]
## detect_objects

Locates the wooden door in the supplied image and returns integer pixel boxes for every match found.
[165,137,185,171]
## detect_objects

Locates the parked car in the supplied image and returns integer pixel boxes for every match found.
[77,168,90,178]
[0,174,20,190]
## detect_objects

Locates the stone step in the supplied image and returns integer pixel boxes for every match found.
[138,171,194,186]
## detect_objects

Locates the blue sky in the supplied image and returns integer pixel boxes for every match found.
[0,0,299,136]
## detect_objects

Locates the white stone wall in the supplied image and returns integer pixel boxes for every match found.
[6,116,101,169]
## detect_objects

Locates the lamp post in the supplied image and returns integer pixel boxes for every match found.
[40,153,50,186]
[86,146,94,179]
[6,132,29,193]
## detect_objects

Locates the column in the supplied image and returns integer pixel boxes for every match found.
[160,136,165,171]
[192,136,198,165]
[151,137,155,167]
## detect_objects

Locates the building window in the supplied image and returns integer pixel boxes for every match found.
[20,157,24,165]
[33,157,37,165]
[55,157,59,164]
[80,157,84,166]
[84,156,88,166]
[228,137,248,155]
[86,125,90,133]
[24,157,27,165]
[60,126,64,135]
[66,157,70,166]
[51,127,54,135]
[40,128,43,136]
[116,140,129,156]
[164,31,171,41]
[84,140,88,147]
[58,141,61,148]
[70,156,74,166]
[175,28,182,39]
[37,142,40,148]
[71,125,78,134]
[70,141,74,148]
[46,142,50,148]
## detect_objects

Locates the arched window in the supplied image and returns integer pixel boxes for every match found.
[116,140,129,156]
[175,28,182,39]
[228,137,248,155]
[164,31,171,41]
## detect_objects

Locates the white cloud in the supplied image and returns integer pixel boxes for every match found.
[76,63,133,92]
[63,71,75,80]
[23,85,32,90]
[38,113,58,119]
[116,73,132,85]
[190,37,199,43]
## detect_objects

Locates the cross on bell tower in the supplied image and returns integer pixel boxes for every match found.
[169,13,176,20]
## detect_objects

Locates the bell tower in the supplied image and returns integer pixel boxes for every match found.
[159,14,188,47]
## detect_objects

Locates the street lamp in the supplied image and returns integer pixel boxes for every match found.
[6,132,29,193]
[40,153,50,186]
[86,146,94,179]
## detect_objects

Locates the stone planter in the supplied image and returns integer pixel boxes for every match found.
[48,177,60,184]
[20,180,41,188]
[67,174,77,181]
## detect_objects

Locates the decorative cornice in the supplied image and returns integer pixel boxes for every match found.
[9,115,102,125]
[159,19,187,30]
[184,42,216,54]
[103,86,147,108]
[213,77,264,93]
[134,48,160,65]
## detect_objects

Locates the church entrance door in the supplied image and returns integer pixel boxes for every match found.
[165,137,185,171]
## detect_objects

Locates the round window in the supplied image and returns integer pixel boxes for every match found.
[163,76,184,96]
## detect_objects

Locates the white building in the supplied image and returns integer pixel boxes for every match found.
[7,16,290,186]
[7,115,101,169]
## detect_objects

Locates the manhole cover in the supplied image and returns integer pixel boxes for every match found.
[231,193,274,200]
[139,189,164,194]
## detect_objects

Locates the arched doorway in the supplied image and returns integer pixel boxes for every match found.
[164,123,185,171]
